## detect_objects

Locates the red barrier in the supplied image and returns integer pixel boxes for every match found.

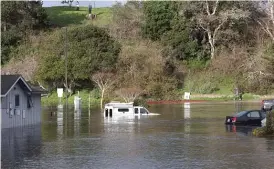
[147,100,206,104]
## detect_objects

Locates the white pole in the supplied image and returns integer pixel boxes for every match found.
[89,91,91,109]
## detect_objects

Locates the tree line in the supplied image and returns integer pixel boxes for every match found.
[1,1,274,102]
[1,1,48,65]
[112,1,274,94]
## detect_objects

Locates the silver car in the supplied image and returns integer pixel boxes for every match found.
[261,99,274,111]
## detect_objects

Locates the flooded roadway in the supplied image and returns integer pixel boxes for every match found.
[2,102,274,169]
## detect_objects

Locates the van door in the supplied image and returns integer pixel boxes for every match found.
[247,111,261,125]
[140,107,148,114]
[109,109,113,117]
[134,107,139,115]
[105,108,108,117]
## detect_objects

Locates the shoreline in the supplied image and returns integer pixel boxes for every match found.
[41,92,273,106]
[146,100,262,105]
[146,94,274,105]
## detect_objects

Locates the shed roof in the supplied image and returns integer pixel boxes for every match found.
[28,83,48,94]
[1,75,47,97]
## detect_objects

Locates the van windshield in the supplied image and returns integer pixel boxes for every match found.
[140,108,149,114]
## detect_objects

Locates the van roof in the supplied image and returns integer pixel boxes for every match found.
[105,102,134,108]
[106,102,134,105]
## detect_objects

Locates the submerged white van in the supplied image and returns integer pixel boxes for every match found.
[104,101,150,117]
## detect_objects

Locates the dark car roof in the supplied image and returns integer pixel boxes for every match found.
[234,110,263,117]
[246,110,262,112]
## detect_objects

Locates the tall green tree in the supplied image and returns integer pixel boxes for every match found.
[1,1,48,31]
[162,12,205,61]
[142,1,177,41]
[263,43,274,85]
[1,1,48,65]
[36,25,121,93]
[1,27,22,65]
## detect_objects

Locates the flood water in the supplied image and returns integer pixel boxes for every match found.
[2,102,274,169]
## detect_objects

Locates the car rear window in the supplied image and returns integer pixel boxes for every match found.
[247,111,260,118]
[235,111,248,117]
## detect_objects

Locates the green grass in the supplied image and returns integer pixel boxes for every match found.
[42,90,100,107]
[190,94,259,101]
[44,6,112,27]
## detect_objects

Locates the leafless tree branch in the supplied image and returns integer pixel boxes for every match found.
[115,87,143,102]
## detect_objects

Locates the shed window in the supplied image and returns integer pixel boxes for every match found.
[27,96,33,108]
[118,108,129,112]
[15,95,20,107]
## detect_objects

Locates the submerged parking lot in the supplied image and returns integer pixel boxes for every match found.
[2,102,274,169]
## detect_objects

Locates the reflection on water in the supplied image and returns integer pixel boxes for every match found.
[184,102,191,139]
[184,102,191,119]
[2,102,274,169]
[1,125,42,169]
[225,125,256,136]
[57,105,63,140]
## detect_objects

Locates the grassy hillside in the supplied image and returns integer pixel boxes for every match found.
[45,6,112,27]
[2,6,113,81]
[3,5,273,103]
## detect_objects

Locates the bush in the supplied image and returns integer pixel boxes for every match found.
[41,90,100,107]
[1,27,23,65]
[133,98,149,108]
[253,111,274,137]
[90,88,100,99]
[186,59,209,70]
[198,81,219,94]
[265,111,274,134]
[252,127,266,137]
[183,72,220,94]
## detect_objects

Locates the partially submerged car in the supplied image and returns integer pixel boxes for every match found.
[261,99,274,111]
[225,110,266,126]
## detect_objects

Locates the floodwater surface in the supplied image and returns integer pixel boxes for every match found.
[2,102,274,169]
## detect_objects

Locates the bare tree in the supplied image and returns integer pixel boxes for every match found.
[110,1,143,39]
[91,72,115,109]
[197,0,249,59]
[115,87,143,102]
[256,0,274,41]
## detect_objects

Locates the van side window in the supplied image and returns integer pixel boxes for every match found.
[135,108,139,114]
[118,108,129,112]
